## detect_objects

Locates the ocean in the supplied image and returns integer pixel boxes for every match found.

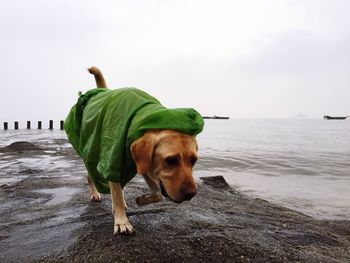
[1,119,349,220]
[195,119,350,220]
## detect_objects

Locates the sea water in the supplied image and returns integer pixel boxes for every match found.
[1,119,349,220]
[195,119,350,220]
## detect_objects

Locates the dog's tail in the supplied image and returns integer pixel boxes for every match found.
[88,66,108,89]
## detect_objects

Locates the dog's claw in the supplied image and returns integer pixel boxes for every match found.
[114,223,134,235]
[90,193,102,202]
[113,214,134,235]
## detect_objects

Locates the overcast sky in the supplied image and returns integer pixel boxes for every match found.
[1,0,349,125]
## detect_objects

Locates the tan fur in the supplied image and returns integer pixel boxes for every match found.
[88,174,102,202]
[136,174,163,206]
[88,66,108,88]
[109,181,133,234]
[85,67,199,235]
[131,130,198,203]
[130,132,157,175]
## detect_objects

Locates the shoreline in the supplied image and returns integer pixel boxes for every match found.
[0,140,349,262]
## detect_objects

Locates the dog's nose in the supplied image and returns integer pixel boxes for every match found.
[182,187,197,200]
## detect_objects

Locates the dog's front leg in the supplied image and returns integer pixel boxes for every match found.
[136,174,163,206]
[109,182,133,235]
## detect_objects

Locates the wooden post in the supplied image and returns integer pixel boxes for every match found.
[3,122,8,130]
[27,121,31,129]
[60,120,64,130]
[38,121,42,129]
[14,121,19,130]
[49,120,53,130]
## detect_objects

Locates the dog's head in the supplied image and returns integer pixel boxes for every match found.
[131,130,198,203]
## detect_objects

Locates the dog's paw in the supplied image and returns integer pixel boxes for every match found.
[113,214,134,235]
[136,193,163,206]
[90,192,102,202]
[114,222,134,235]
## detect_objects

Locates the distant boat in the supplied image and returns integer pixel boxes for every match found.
[202,115,230,120]
[324,115,347,120]
[213,115,229,119]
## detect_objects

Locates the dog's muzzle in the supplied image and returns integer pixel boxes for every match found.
[159,180,197,203]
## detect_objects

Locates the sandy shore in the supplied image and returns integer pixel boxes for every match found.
[0,140,349,263]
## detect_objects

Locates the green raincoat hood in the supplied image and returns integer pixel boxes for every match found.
[64,88,204,193]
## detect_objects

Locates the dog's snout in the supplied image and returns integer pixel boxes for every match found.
[182,187,197,200]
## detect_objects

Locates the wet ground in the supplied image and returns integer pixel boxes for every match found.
[0,138,349,262]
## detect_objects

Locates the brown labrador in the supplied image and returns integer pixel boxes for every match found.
[86,67,199,235]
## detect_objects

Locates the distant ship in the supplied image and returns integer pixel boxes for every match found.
[324,115,347,120]
[213,115,229,119]
[202,115,230,120]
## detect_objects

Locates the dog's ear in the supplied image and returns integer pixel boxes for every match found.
[130,133,157,175]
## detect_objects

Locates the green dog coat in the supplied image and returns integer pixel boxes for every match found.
[64,88,204,193]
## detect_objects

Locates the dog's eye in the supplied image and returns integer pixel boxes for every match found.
[165,156,179,167]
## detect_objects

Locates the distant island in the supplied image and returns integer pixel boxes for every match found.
[291,114,308,119]
[202,115,230,120]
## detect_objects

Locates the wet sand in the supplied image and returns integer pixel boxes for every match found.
[0,140,349,263]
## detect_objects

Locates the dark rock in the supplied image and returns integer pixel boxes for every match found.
[200,175,230,189]
[0,141,42,152]
[19,169,43,174]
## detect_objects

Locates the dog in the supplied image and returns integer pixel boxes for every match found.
[64,67,204,235]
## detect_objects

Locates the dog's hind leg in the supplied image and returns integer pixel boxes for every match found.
[88,174,102,202]
[136,174,163,206]
[109,182,134,235]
